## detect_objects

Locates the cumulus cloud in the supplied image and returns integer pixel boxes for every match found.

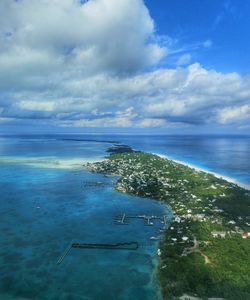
[59,107,166,128]
[217,105,250,124]
[0,0,165,81]
[0,0,250,131]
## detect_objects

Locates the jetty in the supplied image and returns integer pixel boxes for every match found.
[114,213,168,226]
[57,240,73,265]
[57,241,138,264]
[72,242,138,250]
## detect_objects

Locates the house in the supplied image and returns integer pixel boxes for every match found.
[194,214,205,221]
[241,231,250,239]
[174,216,181,223]
[211,231,226,238]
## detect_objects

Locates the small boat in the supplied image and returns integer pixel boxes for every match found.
[150,236,159,240]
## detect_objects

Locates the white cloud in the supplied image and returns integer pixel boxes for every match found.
[137,118,166,128]
[217,105,250,124]
[0,117,15,123]
[18,101,55,112]
[0,0,250,131]
[2,63,250,129]
[0,0,165,82]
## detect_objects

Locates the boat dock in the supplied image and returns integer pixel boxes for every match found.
[57,213,169,265]
[113,213,129,224]
[114,213,168,226]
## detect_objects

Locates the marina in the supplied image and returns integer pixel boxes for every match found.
[56,213,168,265]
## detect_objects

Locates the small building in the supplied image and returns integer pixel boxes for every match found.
[211,231,226,238]
[194,214,205,221]
[174,216,181,223]
[241,231,250,239]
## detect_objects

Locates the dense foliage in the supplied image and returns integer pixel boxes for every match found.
[87,152,250,299]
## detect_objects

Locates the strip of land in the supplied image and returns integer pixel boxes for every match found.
[155,153,250,191]
[86,152,250,300]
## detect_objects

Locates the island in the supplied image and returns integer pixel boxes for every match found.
[86,151,250,300]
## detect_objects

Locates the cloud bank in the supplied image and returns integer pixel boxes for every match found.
[0,0,250,131]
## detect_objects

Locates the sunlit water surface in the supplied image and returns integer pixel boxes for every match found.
[0,136,171,300]
[1,134,249,299]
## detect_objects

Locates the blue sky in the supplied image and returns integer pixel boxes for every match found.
[146,0,250,74]
[0,0,250,134]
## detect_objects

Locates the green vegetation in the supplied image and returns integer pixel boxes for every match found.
[87,152,250,300]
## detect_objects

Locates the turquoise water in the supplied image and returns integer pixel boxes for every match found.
[0,137,171,300]
[2,134,249,299]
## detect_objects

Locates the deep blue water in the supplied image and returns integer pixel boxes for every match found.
[0,136,171,300]
[1,134,250,299]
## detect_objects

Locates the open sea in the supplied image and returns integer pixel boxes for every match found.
[0,134,250,300]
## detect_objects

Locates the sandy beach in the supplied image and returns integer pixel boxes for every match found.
[0,156,103,169]
[154,153,250,191]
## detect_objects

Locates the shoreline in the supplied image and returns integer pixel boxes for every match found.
[87,151,250,299]
[153,152,250,191]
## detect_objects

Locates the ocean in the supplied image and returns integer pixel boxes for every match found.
[112,134,250,187]
[0,135,170,300]
[0,134,249,300]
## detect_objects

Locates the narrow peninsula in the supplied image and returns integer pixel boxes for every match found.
[87,152,250,300]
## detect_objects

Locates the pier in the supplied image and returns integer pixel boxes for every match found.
[114,213,168,226]
[81,181,107,188]
[57,240,73,265]
[57,213,169,264]
[113,213,129,225]
[57,241,138,264]
[72,242,138,250]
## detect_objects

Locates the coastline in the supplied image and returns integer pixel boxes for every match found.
[153,152,250,191]
[87,150,250,299]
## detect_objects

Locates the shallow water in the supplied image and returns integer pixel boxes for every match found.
[0,137,171,300]
[2,133,248,299]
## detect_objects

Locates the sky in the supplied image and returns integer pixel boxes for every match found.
[0,0,250,135]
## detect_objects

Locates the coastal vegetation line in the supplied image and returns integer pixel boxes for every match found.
[86,151,250,300]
